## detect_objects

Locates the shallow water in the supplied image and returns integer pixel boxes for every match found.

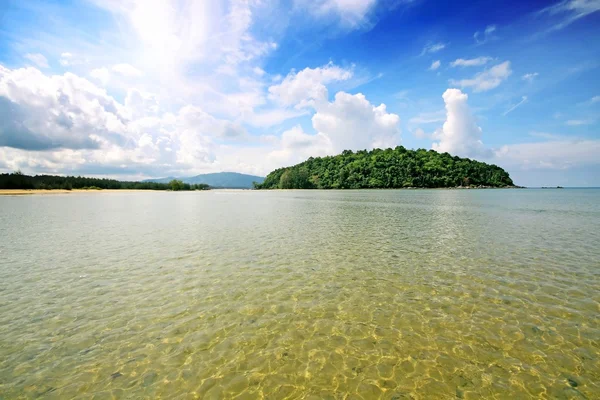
[0,189,599,399]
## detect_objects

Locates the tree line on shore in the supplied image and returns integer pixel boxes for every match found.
[255,147,515,189]
[0,172,210,191]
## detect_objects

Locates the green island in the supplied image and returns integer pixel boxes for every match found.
[0,172,210,191]
[255,147,516,189]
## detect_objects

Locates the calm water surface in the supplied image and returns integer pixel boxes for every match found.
[0,189,599,399]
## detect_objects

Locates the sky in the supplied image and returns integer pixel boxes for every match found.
[0,0,599,186]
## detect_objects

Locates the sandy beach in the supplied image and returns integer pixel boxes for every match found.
[0,189,165,196]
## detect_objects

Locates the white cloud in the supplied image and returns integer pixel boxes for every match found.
[312,91,401,153]
[1,62,400,178]
[495,140,600,169]
[266,125,332,166]
[24,53,49,69]
[591,95,600,103]
[431,88,489,158]
[449,61,512,92]
[112,63,143,77]
[425,90,600,172]
[429,60,441,71]
[0,66,127,151]
[566,119,593,126]
[295,0,378,28]
[0,65,257,177]
[474,25,496,45]
[59,52,86,67]
[529,131,576,140]
[421,42,446,55]
[268,62,353,108]
[92,0,269,69]
[59,52,72,66]
[450,57,492,67]
[503,96,528,116]
[80,0,279,122]
[245,108,309,128]
[90,67,110,85]
[537,0,600,33]
[252,66,265,76]
[125,89,160,119]
[522,72,539,82]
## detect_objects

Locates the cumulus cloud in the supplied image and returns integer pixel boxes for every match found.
[449,61,512,92]
[0,65,254,177]
[125,89,160,119]
[90,67,110,85]
[266,125,332,166]
[245,108,309,128]
[426,88,600,172]
[429,60,441,71]
[522,72,539,82]
[0,62,348,178]
[268,63,353,108]
[431,88,490,158]
[24,53,49,69]
[312,91,401,153]
[251,90,402,168]
[591,95,600,103]
[0,66,127,151]
[421,42,446,55]
[266,62,402,156]
[112,63,143,77]
[474,25,496,45]
[450,57,492,67]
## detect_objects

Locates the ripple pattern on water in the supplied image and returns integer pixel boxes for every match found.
[0,189,599,399]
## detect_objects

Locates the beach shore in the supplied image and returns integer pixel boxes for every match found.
[0,189,165,196]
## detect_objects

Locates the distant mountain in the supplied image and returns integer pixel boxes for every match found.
[144,176,177,184]
[144,172,264,188]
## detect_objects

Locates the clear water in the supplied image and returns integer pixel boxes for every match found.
[0,189,598,399]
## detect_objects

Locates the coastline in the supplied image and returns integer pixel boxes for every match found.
[0,186,527,195]
[257,186,526,191]
[0,189,166,196]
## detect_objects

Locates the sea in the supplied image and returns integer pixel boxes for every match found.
[0,189,598,399]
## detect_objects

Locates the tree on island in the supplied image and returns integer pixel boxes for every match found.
[168,179,186,191]
[0,173,211,191]
[255,147,515,189]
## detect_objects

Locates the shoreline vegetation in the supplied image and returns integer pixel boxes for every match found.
[0,172,210,192]
[255,147,519,189]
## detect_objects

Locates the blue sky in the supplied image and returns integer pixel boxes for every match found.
[0,0,599,186]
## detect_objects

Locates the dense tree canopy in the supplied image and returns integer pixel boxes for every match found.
[255,147,515,189]
[0,172,210,191]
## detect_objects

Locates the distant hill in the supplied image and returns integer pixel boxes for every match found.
[144,172,264,188]
[256,147,515,189]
